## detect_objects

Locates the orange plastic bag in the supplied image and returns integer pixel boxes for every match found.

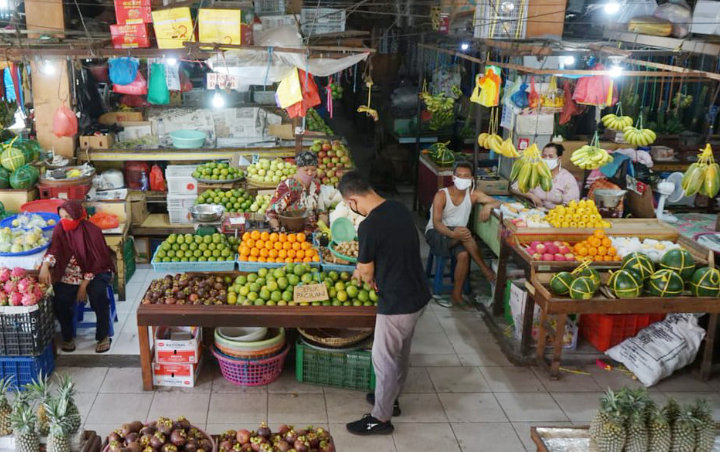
[149,165,166,191]
[286,69,321,119]
[89,211,120,230]
[53,102,78,137]
[528,76,540,109]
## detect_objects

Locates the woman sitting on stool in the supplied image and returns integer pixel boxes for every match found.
[39,201,115,353]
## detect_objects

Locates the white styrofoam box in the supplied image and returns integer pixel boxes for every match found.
[473,0,528,39]
[514,113,554,135]
[300,8,345,35]
[691,0,720,35]
[166,165,198,195]
[167,193,197,224]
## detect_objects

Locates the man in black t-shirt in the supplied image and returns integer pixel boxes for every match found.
[339,171,431,436]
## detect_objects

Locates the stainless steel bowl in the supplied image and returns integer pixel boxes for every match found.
[189,204,225,222]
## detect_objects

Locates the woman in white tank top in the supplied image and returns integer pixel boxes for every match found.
[425,162,501,307]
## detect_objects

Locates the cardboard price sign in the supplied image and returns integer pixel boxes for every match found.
[293,283,329,303]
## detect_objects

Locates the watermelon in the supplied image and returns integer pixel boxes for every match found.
[622,252,655,281]
[9,165,38,189]
[550,272,574,296]
[569,276,597,300]
[647,269,684,297]
[608,269,643,298]
[572,267,600,290]
[659,248,695,281]
[0,146,24,171]
[689,267,720,297]
[14,142,33,164]
[0,167,10,189]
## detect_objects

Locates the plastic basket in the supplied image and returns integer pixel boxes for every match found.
[166,165,199,195]
[37,183,91,200]
[300,8,345,35]
[167,194,197,224]
[0,343,55,388]
[212,345,289,386]
[0,296,54,356]
[319,249,355,273]
[254,0,284,15]
[580,313,666,352]
[295,339,375,391]
[151,247,237,272]
[0,212,60,232]
[237,259,321,272]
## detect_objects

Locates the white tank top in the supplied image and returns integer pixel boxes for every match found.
[426,188,472,233]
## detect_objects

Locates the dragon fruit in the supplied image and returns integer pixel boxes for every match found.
[17,278,33,294]
[9,292,21,306]
[0,292,8,306]
[3,280,17,294]
[33,286,43,300]
[10,267,26,280]
[20,293,37,307]
[0,267,10,283]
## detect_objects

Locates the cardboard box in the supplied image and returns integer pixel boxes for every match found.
[80,134,116,149]
[110,23,150,48]
[475,177,509,195]
[114,0,151,24]
[152,7,195,49]
[152,360,202,388]
[268,124,295,140]
[129,192,148,226]
[198,8,242,45]
[99,111,144,125]
[154,326,202,364]
[0,188,37,213]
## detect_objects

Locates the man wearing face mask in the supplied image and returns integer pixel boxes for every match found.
[425,161,500,307]
[511,143,580,209]
[339,171,430,436]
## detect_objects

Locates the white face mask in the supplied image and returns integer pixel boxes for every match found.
[544,158,559,171]
[453,176,473,191]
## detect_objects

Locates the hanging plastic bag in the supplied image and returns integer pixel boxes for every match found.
[476,66,501,107]
[164,63,181,91]
[654,0,691,37]
[528,76,540,109]
[470,74,483,104]
[511,79,529,109]
[113,72,147,95]
[149,165,166,191]
[89,211,120,230]
[120,95,151,108]
[179,69,193,92]
[559,80,585,125]
[572,64,618,107]
[276,67,303,109]
[147,63,170,105]
[53,102,78,137]
[108,57,139,86]
[286,69,321,119]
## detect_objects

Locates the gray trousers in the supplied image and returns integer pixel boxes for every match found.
[371,307,425,420]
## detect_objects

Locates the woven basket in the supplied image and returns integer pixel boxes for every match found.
[298,328,373,348]
[214,339,286,360]
[246,179,279,189]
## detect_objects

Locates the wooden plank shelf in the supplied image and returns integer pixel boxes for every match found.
[77,147,298,162]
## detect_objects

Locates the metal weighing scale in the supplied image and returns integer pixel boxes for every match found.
[189,205,225,235]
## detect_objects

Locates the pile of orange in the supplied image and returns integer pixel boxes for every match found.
[238,230,320,263]
[573,229,622,262]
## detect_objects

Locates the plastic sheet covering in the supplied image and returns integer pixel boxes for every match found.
[206,26,369,86]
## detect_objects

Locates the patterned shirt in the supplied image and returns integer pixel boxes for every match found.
[266,178,323,230]
[43,254,94,285]
[514,168,580,209]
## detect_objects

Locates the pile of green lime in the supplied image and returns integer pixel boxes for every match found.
[154,233,236,262]
[192,162,243,181]
[196,188,254,213]
[227,264,378,307]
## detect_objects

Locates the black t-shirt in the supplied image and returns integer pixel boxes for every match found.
[358,200,431,315]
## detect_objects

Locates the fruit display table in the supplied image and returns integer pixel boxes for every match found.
[415,153,453,213]
[137,304,376,390]
[529,272,720,380]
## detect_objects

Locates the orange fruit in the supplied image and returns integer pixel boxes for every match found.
[250,230,260,240]
[296,250,305,259]
[577,247,588,257]
[614,255,622,261]
[292,242,301,251]
[269,232,279,242]
[608,247,617,256]
[288,234,296,243]
[283,242,292,250]
[250,248,260,257]
[260,232,270,241]
[240,246,250,256]
[239,255,248,261]
[258,257,267,262]
[260,248,269,258]
[301,242,311,250]
[242,232,250,241]
[285,257,293,263]
[278,249,287,259]
[279,233,288,242]
[269,249,278,258]
[593,229,605,238]
[312,255,320,262]
[274,242,283,251]
[602,237,612,247]
[245,239,255,249]
[303,257,312,263]
[597,246,607,256]
[255,240,264,250]
[248,256,258,262]
[287,250,296,258]
[297,233,306,242]
[604,255,613,261]
[265,241,274,250]
[306,248,317,257]
[588,247,598,256]
[589,237,601,247]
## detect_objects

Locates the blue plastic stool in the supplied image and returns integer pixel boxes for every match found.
[72,284,118,338]
[425,253,471,296]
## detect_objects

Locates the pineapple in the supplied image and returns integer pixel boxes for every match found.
[623,388,649,452]
[10,401,38,452]
[590,389,627,452]
[56,375,80,434]
[691,399,716,452]
[0,376,14,436]
[664,398,681,425]
[670,405,698,452]
[24,373,50,436]
[45,396,71,452]
[646,402,671,452]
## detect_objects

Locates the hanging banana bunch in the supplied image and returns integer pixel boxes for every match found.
[601,101,634,131]
[477,107,517,156]
[420,84,459,131]
[570,131,613,170]
[511,143,553,193]
[682,143,720,198]
[622,113,656,147]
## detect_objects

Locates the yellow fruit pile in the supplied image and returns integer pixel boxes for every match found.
[545,200,612,228]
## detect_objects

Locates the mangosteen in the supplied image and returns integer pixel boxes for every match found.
[218,293,227,303]
[284,429,297,443]
[142,297,152,305]
[161,444,178,452]
[214,282,225,291]
[197,288,207,297]
[158,417,174,435]
[236,429,251,444]
[318,440,335,452]
[276,440,291,452]
[140,433,152,446]
[306,432,319,448]
[125,432,139,444]
[259,444,274,452]
[164,275,173,282]
[294,436,310,452]
[125,442,143,452]
[184,442,198,452]
[188,427,200,438]
[296,428,307,437]
[189,293,199,303]
[315,427,330,442]
[240,445,253,452]
[108,431,122,443]
[200,438,213,450]
[219,440,233,451]
[107,440,123,452]
[140,425,156,436]
[150,432,166,449]
[165,297,176,305]
[170,429,187,447]
[210,289,218,297]
[277,425,291,436]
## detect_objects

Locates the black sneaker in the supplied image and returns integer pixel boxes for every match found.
[346,414,394,435]
[365,393,402,416]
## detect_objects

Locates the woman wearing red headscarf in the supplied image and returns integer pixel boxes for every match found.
[39,201,115,353]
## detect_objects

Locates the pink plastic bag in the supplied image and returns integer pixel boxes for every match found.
[53,102,78,137]
[149,165,166,191]
[113,72,147,95]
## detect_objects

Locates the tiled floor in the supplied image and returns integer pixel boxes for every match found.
[58,266,720,451]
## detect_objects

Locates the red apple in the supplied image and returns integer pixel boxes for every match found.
[322,143,331,151]
[316,169,325,178]
[530,241,542,249]
[327,150,335,158]
[531,253,542,260]
[546,244,558,254]
[535,244,546,254]
[558,246,570,254]
[331,157,340,164]
[322,177,330,184]
[542,253,555,261]
[318,150,327,159]
[565,253,575,260]
[553,241,564,248]
[554,253,566,261]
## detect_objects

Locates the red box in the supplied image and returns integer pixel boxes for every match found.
[114,0,151,25]
[241,23,253,45]
[37,183,91,201]
[154,326,202,364]
[580,313,666,352]
[110,23,150,48]
[152,360,201,388]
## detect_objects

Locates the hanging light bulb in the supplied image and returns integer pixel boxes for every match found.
[166,57,178,66]
[212,92,225,108]
[561,56,575,67]
[609,64,623,78]
[604,1,620,14]
[460,42,470,51]
[41,60,55,76]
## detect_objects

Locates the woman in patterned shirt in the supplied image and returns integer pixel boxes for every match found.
[266,151,328,232]
[39,201,115,353]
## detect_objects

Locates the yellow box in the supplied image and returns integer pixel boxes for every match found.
[152,7,195,49]
[198,9,242,45]
[0,188,37,213]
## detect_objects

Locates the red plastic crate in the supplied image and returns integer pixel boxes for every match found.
[580,313,666,352]
[37,183,91,200]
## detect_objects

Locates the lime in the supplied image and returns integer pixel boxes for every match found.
[294,265,305,277]
[260,288,271,300]
[358,290,369,302]
[282,290,293,302]
[337,290,348,302]
[258,268,268,277]
[239,286,250,296]
[256,277,266,286]
[353,300,362,306]
[247,273,258,283]
[277,277,289,290]
[329,271,339,281]
[288,275,300,286]
[340,272,351,281]
[270,291,282,302]
[156,250,166,258]
[273,269,285,279]
[249,283,261,293]
[267,281,279,291]
[328,288,337,298]
[334,281,346,291]
[301,273,313,284]
[247,292,258,301]
[346,285,359,299]
[227,293,237,305]
[369,290,378,302]
[235,275,247,285]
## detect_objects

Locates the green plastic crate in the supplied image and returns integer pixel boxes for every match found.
[295,340,375,391]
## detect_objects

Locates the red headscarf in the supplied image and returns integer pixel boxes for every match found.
[47,201,115,283]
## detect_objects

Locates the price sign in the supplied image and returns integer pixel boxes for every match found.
[293,283,329,303]
[252,153,260,164]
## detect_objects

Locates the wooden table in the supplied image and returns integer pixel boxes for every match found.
[531,272,720,380]
[137,304,377,390]
[414,153,454,213]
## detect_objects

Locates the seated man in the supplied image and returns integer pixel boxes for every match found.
[425,161,500,307]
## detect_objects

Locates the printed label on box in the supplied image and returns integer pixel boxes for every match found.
[154,326,202,364]
[152,360,201,387]
[152,7,195,49]
[114,0,151,24]
[198,9,242,45]
[110,23,150,49]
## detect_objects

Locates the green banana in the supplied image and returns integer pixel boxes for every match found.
[510,159,524,182]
